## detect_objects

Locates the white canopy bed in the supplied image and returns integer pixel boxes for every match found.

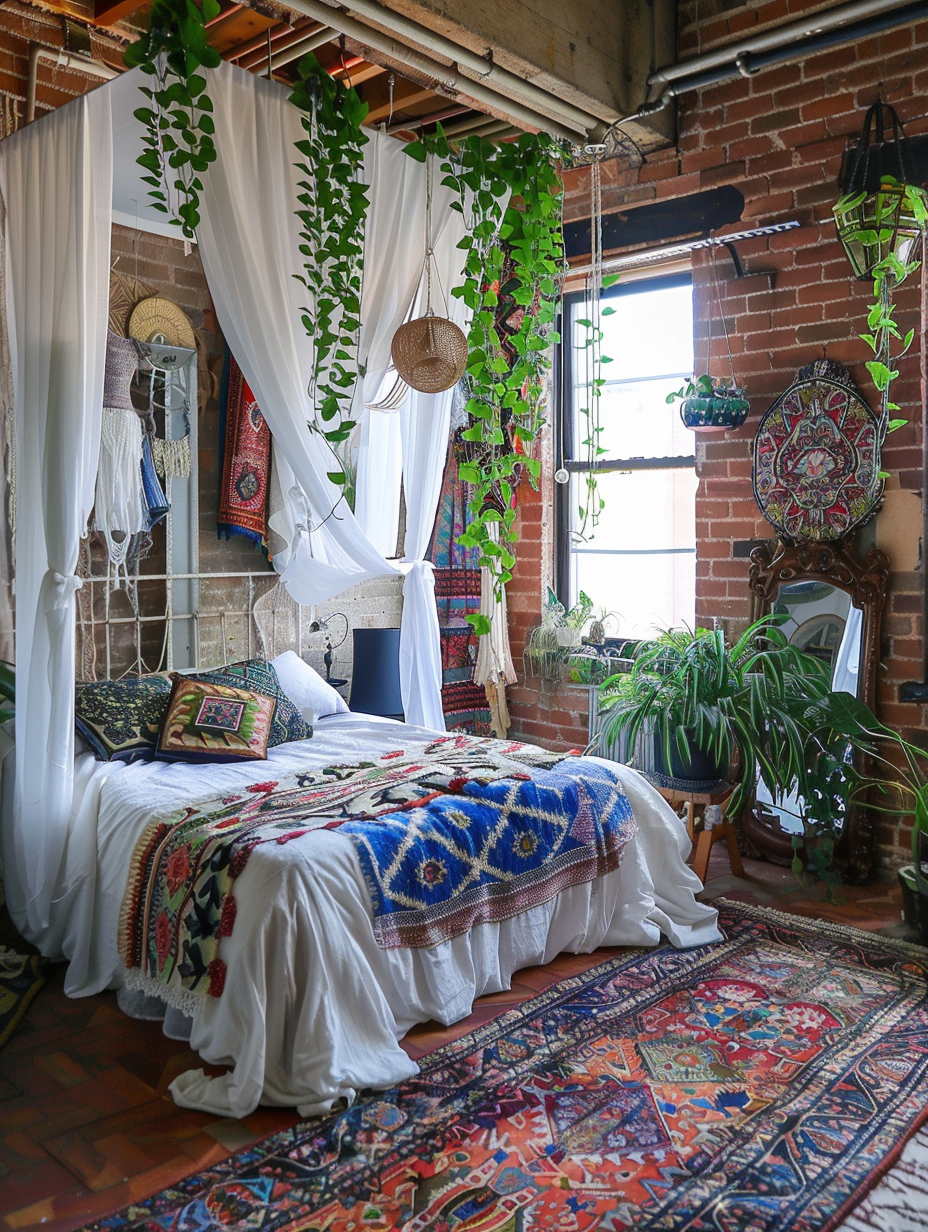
[0,60,720,1118]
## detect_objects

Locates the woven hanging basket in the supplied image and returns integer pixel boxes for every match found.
[391,314,468,394]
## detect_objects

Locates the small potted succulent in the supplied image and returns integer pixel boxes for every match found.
[667,374,750,432]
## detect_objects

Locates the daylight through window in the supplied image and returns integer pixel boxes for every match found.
[557,273,697,639]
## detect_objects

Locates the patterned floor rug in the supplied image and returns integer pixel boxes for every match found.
[83,901,928,1232]
[0,946,44,1051]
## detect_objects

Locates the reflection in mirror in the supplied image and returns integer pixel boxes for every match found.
[746,540,889,879]
[758,582,865,838]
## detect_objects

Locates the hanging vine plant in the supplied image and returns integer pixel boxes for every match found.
[848,181,928,446]
[406,129,568,635]
[289,54,370,498]
[124,0,221,240]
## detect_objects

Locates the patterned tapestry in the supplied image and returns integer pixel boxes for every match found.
[89,902,928,1232]
[753,360,884,543]
[217,353,270,548]
[429,445,493,735]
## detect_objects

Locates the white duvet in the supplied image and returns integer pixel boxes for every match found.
[3,715,721,1118]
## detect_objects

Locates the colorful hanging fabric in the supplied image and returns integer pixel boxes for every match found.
[217,352,270,548]
[429,446,493,735]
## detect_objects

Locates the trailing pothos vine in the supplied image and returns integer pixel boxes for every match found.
[406,129,568,636]
[853,181,928,455]
[289,54,369,501]
[124,0,221,239]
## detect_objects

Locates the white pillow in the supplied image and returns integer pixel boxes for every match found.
[271,651,349,721]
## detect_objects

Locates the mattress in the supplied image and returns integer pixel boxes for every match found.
[2,714,721,1117]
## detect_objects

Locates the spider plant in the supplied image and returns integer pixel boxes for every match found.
[592,617,875,819]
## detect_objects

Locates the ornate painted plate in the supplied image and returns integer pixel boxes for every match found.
[752,360,883,542]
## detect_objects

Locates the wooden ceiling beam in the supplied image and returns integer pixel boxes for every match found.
[364,76,437,124]
[92,0,143,27]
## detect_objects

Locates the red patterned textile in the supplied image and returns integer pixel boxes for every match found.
[218,355,270,547]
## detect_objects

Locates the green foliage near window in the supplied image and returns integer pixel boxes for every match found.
[406,129,568,635]
[289,54,369,499]
[124,0,221,240]
[835,179,928,446]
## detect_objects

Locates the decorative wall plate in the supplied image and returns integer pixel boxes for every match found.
[752,360,883,542]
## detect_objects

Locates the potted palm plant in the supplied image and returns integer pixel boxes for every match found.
[591,618,875,827]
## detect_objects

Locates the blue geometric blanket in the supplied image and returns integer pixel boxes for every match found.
[339,756,637,948]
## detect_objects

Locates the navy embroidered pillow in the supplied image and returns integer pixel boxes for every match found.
[197,658,312,748]
[75,673,174,763]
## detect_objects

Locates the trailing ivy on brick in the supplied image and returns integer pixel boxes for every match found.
[289,54,369,505]
[124,0,221,240]
[406,129,568,635]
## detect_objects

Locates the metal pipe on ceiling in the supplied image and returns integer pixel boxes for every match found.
[651,0,922,87]
[237,22,326,69]
[26,43,119,124]
[253,26,338,72]
[639,0,928,115]
[307,0,605,134]
[282,0,595,140]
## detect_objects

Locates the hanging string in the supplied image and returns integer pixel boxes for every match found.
[576,143,606,540]
[387,73,395,126]
[709,246,736,383]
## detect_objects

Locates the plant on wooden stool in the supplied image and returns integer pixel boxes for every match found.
[595,618,876,833]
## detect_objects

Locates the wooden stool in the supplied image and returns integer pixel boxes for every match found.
[655,781,744,885]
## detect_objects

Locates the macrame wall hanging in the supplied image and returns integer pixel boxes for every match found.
[391,155,468,395]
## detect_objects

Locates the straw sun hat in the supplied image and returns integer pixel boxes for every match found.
[128,297,196,351]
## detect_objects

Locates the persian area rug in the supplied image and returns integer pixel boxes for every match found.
[0,947,43,1051]
[83,902,928,1232]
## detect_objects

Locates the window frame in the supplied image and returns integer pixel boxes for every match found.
[554,271,697,618]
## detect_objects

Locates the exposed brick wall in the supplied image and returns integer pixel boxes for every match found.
[507,1,928,871]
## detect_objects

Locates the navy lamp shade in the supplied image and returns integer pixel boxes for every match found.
[348,627,404,719]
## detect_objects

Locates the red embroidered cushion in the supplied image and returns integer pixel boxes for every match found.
[157,675,276,763]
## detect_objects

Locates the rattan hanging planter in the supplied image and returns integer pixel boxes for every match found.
[391,312,468,394]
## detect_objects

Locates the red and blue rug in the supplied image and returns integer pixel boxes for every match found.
[83,901,928,1231]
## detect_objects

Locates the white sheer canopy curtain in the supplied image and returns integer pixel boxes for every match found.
[0,90,112,936]
[398,177,472,733]
[195,62,391,605]
[353,132,427,555]
[194,61,444,727]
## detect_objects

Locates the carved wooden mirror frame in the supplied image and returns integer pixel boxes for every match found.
[746,537,890,882]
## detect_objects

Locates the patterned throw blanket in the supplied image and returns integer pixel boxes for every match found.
[119,736,637,1010]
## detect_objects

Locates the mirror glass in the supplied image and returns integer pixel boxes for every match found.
[756,579,862,835]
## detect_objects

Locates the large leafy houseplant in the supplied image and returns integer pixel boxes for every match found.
[592,618,875,835]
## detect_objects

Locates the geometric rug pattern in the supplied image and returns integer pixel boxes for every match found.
[81,901,928,1232]
[0,947,44,1052]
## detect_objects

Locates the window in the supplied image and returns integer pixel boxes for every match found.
[556,273,697,638]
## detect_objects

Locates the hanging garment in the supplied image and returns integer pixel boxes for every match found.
[94,330,148,563]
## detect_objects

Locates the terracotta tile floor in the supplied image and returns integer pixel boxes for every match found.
[0,847,916,1232]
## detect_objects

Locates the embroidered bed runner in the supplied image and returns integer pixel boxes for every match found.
[120,737,635,1007]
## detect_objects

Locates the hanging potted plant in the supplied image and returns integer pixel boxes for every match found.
[667,374,750,432]
[672,246,749,432]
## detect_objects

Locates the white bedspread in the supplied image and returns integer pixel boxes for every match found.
[2,716,721,1117]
